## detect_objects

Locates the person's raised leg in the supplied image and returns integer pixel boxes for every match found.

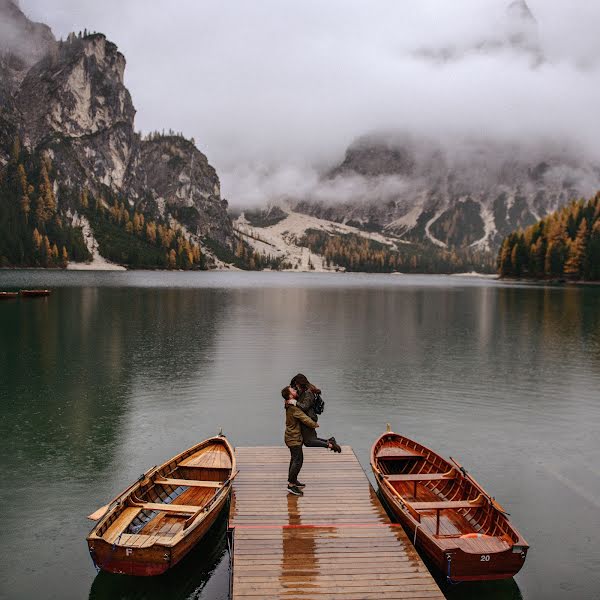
[302,424,341,452]
[301,424,330,448]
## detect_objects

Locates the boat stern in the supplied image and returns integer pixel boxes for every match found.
[87,538,172,576]
[444,541,528,582]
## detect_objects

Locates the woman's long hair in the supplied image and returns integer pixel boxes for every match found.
[291,373,321,395]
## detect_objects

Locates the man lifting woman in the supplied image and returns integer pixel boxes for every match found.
[282,373,341,496]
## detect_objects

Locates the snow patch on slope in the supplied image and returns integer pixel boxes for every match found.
[234,210,400,271]
[66,212,126,270]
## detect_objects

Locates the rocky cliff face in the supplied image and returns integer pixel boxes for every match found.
[1,1,234,262]
[295,134,600,250]
[16,34,137,195]
[128,135,231,245]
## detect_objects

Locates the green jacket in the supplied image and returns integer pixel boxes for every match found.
[285,405,317,447]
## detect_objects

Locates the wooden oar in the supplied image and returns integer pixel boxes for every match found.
[86,466,158,521]
[87,504,112,521]
[449,456,509,514]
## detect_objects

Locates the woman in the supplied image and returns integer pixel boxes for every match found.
[289,373,341,453]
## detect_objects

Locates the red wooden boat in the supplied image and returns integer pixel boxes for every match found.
[19,289,52,297]
[371,429,528,582]
[0,291,19,299]
[87,435,236,576]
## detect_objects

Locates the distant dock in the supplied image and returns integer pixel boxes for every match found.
[228,446,444,599]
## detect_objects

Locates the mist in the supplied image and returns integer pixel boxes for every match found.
[18,0,600,207]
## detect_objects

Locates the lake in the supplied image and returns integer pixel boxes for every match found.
[0,270,599,600]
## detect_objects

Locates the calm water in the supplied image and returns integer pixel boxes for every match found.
[0,270,599,600]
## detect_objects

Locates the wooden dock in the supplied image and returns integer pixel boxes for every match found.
[228,446,444,600]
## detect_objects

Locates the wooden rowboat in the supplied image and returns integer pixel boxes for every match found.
[0,291,19,299]
[87,435,236,576]
[19,289,52,297]
[371,429,528,582]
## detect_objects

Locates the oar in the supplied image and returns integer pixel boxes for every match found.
[87,466,158,521]
[87,504,112,521]
[449,456,509,514]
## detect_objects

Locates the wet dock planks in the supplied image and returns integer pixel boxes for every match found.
[229,446,444,600]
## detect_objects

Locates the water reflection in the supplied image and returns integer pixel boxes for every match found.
[281,494,320,591]
[0,286,230,599]
[439,576,523,600]
[1,273,599,600]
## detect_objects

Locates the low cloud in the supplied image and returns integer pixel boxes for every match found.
[223,164,412,209]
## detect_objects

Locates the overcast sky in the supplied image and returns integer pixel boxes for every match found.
[19,1,600,205]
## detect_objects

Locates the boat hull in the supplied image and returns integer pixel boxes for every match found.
[372,431,528,582]
[87,435,236,576]
[20,289,52,297]
[88,490,229,576]
[377,477,526,581]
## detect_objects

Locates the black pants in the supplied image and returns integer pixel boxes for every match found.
[301,424,330,448]
[288,445,304,484]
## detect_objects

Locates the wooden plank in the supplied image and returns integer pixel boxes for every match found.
[385,473,455,482]
[132,502,199,514]
[229,446,443,599]
[103,507,140,543]
[410,499,484,511]
[376,447,424,460]
[154,477,222,488]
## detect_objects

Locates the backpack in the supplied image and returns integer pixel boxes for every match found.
[313,392,325,415]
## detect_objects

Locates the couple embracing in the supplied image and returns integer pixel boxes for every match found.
[282,373,341,496]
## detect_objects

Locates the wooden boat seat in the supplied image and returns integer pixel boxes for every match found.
[408,496,485,536]
[154,478,222,488]
[112,533,177,548]
[131,502,201,514]
[385,472,455,482]
[376,447,424,461]
[409,497,484,511]
[104,507,141,543]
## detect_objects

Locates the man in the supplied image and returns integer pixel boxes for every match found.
[282,385,319,496]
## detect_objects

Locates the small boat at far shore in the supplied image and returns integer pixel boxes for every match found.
[87,434,237,576]
[371,429,529,582]
[0,291,19,299]
[19,289,52,297]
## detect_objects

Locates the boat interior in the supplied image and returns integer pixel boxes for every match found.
[95,441,233,548]
[375,438,518,552]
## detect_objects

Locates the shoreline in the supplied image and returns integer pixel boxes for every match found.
[0,265,499,277]
[499,276,600,286]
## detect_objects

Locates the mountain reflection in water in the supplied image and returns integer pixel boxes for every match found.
[0,271,598,600]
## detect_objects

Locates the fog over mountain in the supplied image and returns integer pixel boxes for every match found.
[7,0,599,255]
[17,2,599,200]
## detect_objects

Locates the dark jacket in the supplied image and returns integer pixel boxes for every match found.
[285,405,317,447]
[296,389,318,421]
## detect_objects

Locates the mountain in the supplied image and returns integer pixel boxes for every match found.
[498,192,600,280]
[286,1,600,254]
[292,134,600,253]
[0,0,234,269]
[414,0,543,65]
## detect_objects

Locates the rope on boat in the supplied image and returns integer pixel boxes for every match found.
[88,546,100,572]
[413,523,420,546]
[445,553,462,585]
